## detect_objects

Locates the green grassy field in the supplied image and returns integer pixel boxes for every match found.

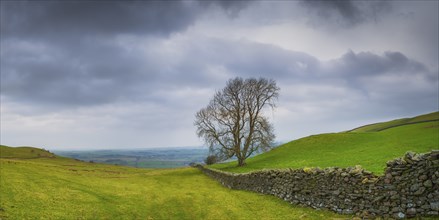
[211,113,439,174]
[349,111,439,132]
[0,147,345,219]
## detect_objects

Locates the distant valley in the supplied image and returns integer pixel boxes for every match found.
[54,148,208,168]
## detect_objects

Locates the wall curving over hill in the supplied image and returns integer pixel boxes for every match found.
[197,151,439,219]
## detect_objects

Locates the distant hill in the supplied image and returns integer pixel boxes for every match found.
[0,145,56,159]
[211,111,439,174]
[348,111,439,132]
[1,145,208,168]
[54,148,208,168]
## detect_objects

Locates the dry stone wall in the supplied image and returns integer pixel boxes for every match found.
[197,151,439,219]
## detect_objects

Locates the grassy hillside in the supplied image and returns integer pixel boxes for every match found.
[0,147,344,219]
[0,145,56,159]
[349,111,439,132]
[211,114,439,174]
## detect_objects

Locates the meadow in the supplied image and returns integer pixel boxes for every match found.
[0,150,344,219]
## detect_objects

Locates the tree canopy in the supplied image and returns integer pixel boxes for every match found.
[195,77,280,166]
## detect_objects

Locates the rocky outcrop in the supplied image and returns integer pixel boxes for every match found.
[197,151,439,218]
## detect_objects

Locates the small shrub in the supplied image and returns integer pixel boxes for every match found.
[205,155,219,165]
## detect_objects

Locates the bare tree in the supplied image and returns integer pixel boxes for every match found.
[195,77,280,166]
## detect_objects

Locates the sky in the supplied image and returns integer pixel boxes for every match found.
[1,0,438,150]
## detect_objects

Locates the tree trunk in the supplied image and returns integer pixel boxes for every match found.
[237,157,246,167]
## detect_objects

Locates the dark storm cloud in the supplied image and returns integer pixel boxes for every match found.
[1,1,199,39]
[1,38,149,106]
[300,0,392,28]
[0,0,254,108]
[1,1,252,40]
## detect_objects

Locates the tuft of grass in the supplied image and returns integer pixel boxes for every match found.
[211,120,439,174]
[0,153,345,219]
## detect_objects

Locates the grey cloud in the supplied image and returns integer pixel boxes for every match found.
[331,50,430,78]
[1,1,200,39]
[174,38,320,81]
[2,33,436,121]
[0,1,253,41]
[2,36,437,149]
[0,35,219,109]
[206,42,437,118]
[200,0,253,17]
[1,39,151,107]
[300,0,392,28]
[220,41,320,79]
[321,50,437,117]
[0,0,435,123]
[0,1,257,110]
